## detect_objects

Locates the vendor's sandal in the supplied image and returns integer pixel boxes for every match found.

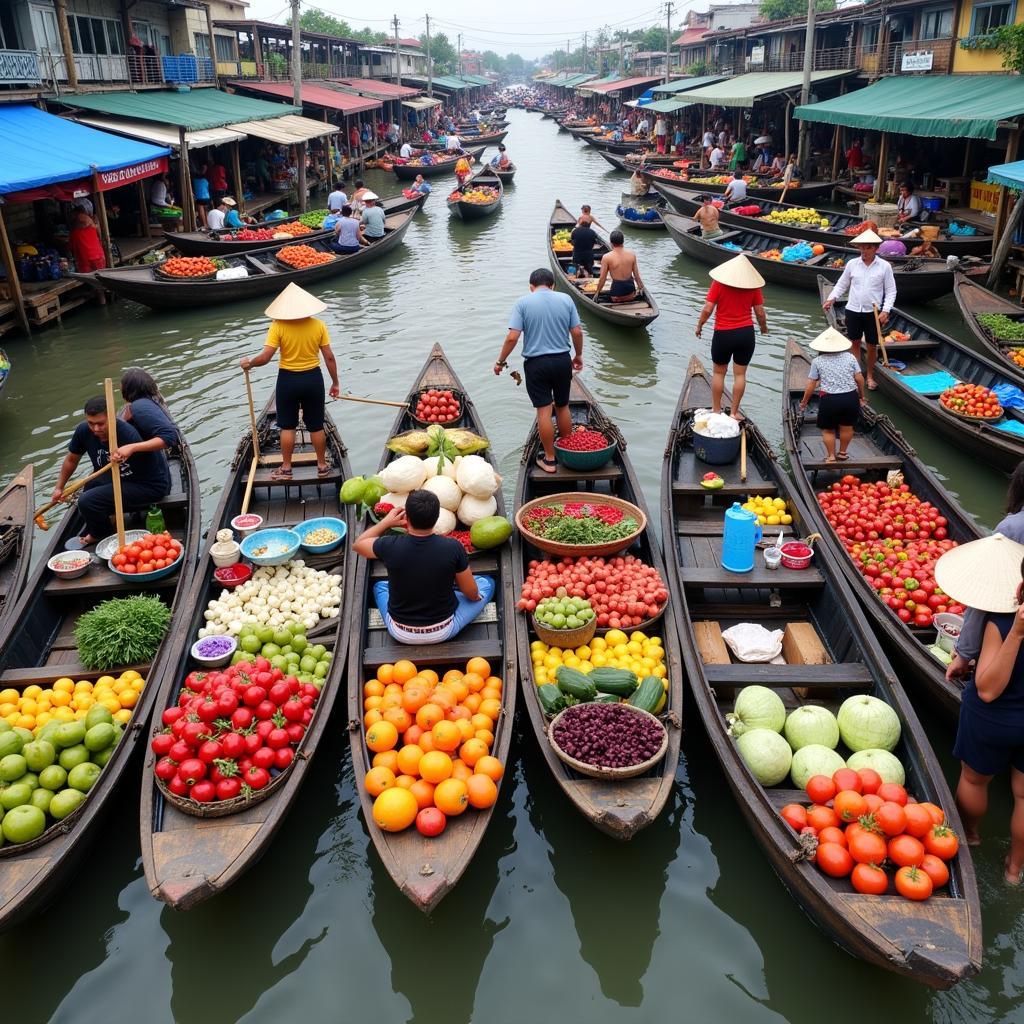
[64,536,93,551]
[269,468,293,482]
[836,452,850,461]
[1005,858,1023,886]
[867,379,878,390]
[824,457,837,464]
[536,456,558,474]
[317,464,331,478]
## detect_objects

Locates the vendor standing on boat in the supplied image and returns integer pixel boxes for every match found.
[494,268,584,474]
[238,283,340,481]
[695,254,768,421]
[354,491,495,644]
[594,231,646,304]
[796,327,866,463]
[822,229,896,391]
[570,217,598,277]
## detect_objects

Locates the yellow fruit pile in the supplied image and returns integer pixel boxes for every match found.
[530,628,667,689]
[552,228,572,253]
[0,673,144,733]
[742,495,793,527]
[1010,348,1024,368]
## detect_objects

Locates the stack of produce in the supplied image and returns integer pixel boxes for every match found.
[110,531,183,575]
[75,594,171,669]
[538,662,664,717]
[550,702,665,771]
[385,423,489,458]
[299,210,329,228]
[229,228,276,242]
[552,229,572,252]
[0,672,143,732]
[159,256,217,278]
[276,245,335,269]
[228,623,334,684]
[763,208,830,227]
[616,205,661,222]
[554,428,611,453]
[741,495,793,527]
[939,383,1003,420]
[273,222,312,238]
[977,313,1024,342]
[361,658,505,836]
[732,205,763,216]
[530,628,667,687]
[520,500,639,547]
[534,592,595,630]
[448,186,499,204]
[843,219,879,237]
[413,389,461,423]
[760,249,783,260]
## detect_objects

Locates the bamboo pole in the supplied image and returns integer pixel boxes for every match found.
[136,181,151,238]
[240,366,260,515]
[91,168,114,268]
[104,377,126,549]
[231,139,245,216]
[175,128,189,233]
[873,132,889,203]
[830,123,841,183]
[0,203,30,335]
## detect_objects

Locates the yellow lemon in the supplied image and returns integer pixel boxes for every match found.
[36,712,52,728]
[23,685,41,700]
[530,640,548,653]
[773,498,786,509]
[591,652,608,667]
[96,675,116,688]
[117,690,138,709]
[563,655,580,669]
[575,645,591,660]
[114,709,133,725]
[0,688,18,704]
[578,662,594,674]
[766,515,781,526]
[781,514,793,525]
[605,629,628,646]
[53,679,74,694]
[590,637,607,652]
[53,707,75,722]
[652,664,667,678]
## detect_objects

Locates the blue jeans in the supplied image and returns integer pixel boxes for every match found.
[373,576,495,645]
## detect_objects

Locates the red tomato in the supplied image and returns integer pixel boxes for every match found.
[780,804,808,831]
[924,824,960,861]
[818,826,847,847]
[856,768,882,795]
[894,864,933,901]
[920,853,950,888]
[807,804,840,831]
[816,841,854,878]
[851,862,889,895]
[888,834,926,867]
[917,801,946,826]
[875,801,908,837]
[805,775,837,804]
[862,793,884,814]
[902,803,934,838]
[848,828,888,864]
[832,768,862,794]
[415,807,447,837]
[876,782,908,806]
[834,790,868,823]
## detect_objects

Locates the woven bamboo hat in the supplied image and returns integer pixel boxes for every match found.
[934,533,1024,613]
[264,283,327,320]
[809,327,852,352]
[850,229,883,245]
[709,253,765,290]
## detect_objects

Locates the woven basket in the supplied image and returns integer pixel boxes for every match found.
[938,402,1003,425]
[156,759,294,818]
[154,263,217,282]
[547,704,668,780]
[408,387,465,428]
[516,492,646,558]
[532,613,596,648]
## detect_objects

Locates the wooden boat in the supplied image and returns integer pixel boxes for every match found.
[76,207,415,311]
[596,149,681,170]
[616,199,665,231]
[663,356,981,987]
[345,344,516,912]
[0,429,200,931]
[652,182,994,259]
[0,466,33,636]
[638,163,839,202]
[393,146,486,181]
[818,276,1024,471]
[491,162,516,184]
[167,193,427,256]
[424,130,508,150]
[662,213,984,303]
[953,275,1024,373]
[140,398,353,909]
[446,167,504,221]
[513,376,683,837]
[782,338,981,719]
[548,201,660,328]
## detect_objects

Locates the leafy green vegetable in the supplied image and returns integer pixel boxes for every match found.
[978,313,1024,341]
[74,595,171,669]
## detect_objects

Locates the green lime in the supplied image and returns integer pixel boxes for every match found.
[0,732,22,759]
[314,662,329,679]
[270,655,287,671]
[284,652,300,666]
[93,747,114,769]
[19,772,38,791]
[239,634,262,655]
[273,629,293,647]
[12,728,33,746]
[290,634,307,654]
[0,782,32,810]
[68,762,101,793]
[39,765,67,791]
[299,655,318,674]
[58,744,90,771]
[84,723,115,752]
[22,740,55,773]
[85,705,114,730]
[261,643,281,659]
[2,804,45,843]
[0,720,11,734]
[30,788,53,814]
[49,788,85,820]
[257,626,275,645]
[310,644,327,660]
[0,754,26,782]
[54,721,86,749]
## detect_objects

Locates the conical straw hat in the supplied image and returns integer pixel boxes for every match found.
[934,533,1024,613]
[264,283,327,321]
[850,229,882,245]
[709,253,765,290]
[809,327,852,352]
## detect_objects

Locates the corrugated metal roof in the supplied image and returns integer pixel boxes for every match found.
[230,81,381,115]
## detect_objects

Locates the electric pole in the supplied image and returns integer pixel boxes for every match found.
[567,38,571,70]
[393,14,401,86]
[619,35,623,74]
[797,0,815,166]
[291,0,301,106]
[458,32,462,76]
[425,14,432,97]
[583,31,588,74]
[664,1,674,83]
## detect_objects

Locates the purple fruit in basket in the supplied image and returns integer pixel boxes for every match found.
[553,704,665,769]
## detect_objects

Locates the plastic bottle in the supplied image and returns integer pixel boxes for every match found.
[146,505,166,534]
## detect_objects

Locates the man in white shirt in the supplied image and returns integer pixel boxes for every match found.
[654,116,668,154]
[822,230,897,391]
[702,129,715,150]
[446,134,461,151]
[709,146,726,170]
[637,116,650,137]
[723,171,748,203]
[206,199,228,231]
[399,141,414,160]
[327,184,348,212]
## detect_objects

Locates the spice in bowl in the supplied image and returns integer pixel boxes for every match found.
[304,527,339,546]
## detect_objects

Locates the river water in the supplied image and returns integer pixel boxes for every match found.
[0,109,1020,1024]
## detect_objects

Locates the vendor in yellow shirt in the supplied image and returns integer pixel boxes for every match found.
[239,283,340,480]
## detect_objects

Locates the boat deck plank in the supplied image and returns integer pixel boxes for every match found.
[672,449,776,496]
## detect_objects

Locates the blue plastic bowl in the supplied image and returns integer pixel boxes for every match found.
[108,546,184,582]
[554,437,618,471]
[240,528,301,566]
[294,517,347,554]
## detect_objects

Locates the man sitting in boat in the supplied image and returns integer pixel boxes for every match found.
[490,144,511,169]
[595,231,646,304]
[694,195,723,239]
[409,174,431,196]
[360,193,386,240]
[723,171,748,203]
[355,491,495,645]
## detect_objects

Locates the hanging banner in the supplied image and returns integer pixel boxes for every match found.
[3,157,169,204]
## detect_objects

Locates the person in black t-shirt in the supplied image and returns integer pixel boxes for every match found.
[570,221,598,278]
[353,489,495,645]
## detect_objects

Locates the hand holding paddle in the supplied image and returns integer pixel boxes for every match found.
[35,463,113,530]
[103,378,126,549]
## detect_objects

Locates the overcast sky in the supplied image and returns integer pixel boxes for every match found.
[247,0,684,58]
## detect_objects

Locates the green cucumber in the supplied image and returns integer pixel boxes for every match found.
[537,684,565,716]
[593,692,622,704]
[627,676,664,715]
[555,665,597,701]
[588,667,638,696]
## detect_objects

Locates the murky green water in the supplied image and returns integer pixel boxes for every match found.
[0,110,1020,1024]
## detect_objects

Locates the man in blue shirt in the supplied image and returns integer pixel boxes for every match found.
[360,192,386,239]
[327,183,348,212]
[494,268,585,473]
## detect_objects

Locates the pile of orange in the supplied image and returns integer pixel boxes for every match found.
[362,657,505,835]
[276,244,335,269]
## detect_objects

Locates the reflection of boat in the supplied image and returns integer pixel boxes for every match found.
[0,465,33,637]
[664,356,981,988]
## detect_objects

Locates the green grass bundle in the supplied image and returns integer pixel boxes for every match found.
[75,595,172,669]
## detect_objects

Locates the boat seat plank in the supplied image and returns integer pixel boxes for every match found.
[362,637,502,669]
[253,464,344,487]
[673,450,776,496]
[0,662,150,687]
[367,602,498,630]
[43,560,185,597]
[156,489,188,511]
[705,663,872,686]
[676,518,794,538]
[527,463,623,484]
[680,564,824,588]
[797,434,902,472]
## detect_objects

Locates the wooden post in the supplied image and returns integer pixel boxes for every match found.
[784,99,792,163]
[297,140,307,213]
[992,127,1020,249]
[90,168,114,268]
[873,132,889,202]
[962,138,972,179]
[53,0,78,91]
[231,139,245,214]
[0,204,31,335]
[988,189,1024,287]
[103,377,126,550]
[135,181,151,238]
[830,123,841,182]
[175,128,191,232]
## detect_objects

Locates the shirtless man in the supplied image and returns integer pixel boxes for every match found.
[595,231,645,304]
[578,204,606,231]
[694,195,723,238]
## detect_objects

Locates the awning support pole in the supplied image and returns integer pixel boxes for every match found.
[297,140,307,213]
[989,126,1022,286]
[177,128,196,232]
[231,140,245,215]
[91,167,114,269]
[0,204,31,335]
[830,123,841,182]
[136,181,150,238]
[873,132,889,202]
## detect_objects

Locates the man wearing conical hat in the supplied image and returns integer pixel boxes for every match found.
[822,228,896,393]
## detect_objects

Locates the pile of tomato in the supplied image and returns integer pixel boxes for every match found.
[160,256,217,278]
[555,429,611,452]
[276,245,335,269]
[230,228,275,241]
[414,388,461,423]
[939,382,1002,420]
[781,768,959,900]
[111,532,183,576]
[817,476,962,629]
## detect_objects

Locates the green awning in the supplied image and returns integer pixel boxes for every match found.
[578,73,619,88]
[794,74,1024,141]
[51,88,301,131]
[458,74,492,86]
[679,70,850,108]
[652,74,728,95]
[433,75,469,90]
[630,97,695,113]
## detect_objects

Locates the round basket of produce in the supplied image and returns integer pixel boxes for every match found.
[154,256,218,281]
[553,426,617,471]
[938,383,1003,423]
[409,387,465,427]
[273,245,337,271]
[547,702,668,779]
[531,591,597,647]
[978,313,1024,343]
[516,492,645,558]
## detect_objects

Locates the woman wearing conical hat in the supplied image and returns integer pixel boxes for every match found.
[239,283,339,481]
[796,327,866,464]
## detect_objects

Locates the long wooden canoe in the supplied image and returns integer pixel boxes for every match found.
[953,275,1024,374]
[819,276,1024,471]
[140,397,352,909]
[662,212,985,303]
[346,343,517,912]
[446,167,504,221]
[424,130,508,149]
[664,356,981,986]
[393,146,486,180]
[781,338,981,719]
[513,376,683,838]
[0,429,200,931]
[0,466,33,637]
[548,201,660,328]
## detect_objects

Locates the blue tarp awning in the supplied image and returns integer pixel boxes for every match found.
[988,160,1024,190]
[0,105,170,199]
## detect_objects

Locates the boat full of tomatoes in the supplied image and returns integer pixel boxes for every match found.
[275,245,335,270]
[411,388,462,425]
[156,256,217,279]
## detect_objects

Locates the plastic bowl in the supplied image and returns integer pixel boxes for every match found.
[294,517,347,554]
[231,513,264,537]
[108,546,184,582]
[190,635,238,668]
[214,563,253,589]
[553,437,618,471]
[47,551,92,580]
[96,529,148,561]
[240,528,300,566]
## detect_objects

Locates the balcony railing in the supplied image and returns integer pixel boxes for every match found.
[223,59,362,81]
[33,50,214,88]
[0,49,42,85]
[740,36,956,76]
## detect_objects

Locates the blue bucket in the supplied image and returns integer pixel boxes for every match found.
[693,431,741,466]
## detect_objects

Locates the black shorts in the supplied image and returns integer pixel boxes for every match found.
[573,250,594,275]
[953,701,1024,777]
[610,278,636,298]
[276,368,325,432]
[710,325,756,367]
[817,390,860,431]
[845,308,879,346]
[524,353,572,409]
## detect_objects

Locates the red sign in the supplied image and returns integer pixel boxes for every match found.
[95,156,169,192]
[4,156,169,204]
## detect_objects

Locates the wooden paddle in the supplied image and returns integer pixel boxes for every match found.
[872,303,890,368]
[334,394,409,409]
[103,378,125,549]
[240,366,260,516]
[740,424,747,482]
[33,462,113,530]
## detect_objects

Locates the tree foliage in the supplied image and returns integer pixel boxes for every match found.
[422,31,457,74]
[992,23,1024,71]
[297,9,386,44]
[758,0,836,23]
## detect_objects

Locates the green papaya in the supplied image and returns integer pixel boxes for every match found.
[470,516,513,551]
[339,476,367,505]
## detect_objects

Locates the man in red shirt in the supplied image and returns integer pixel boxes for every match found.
[209,160,228,200]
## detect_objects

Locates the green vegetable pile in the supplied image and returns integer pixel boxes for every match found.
[74,595,172,670]
[522,502,638,546]
[299,209,329,228]
[978,313,1024,341]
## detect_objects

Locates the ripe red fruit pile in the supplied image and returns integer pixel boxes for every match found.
[151,658,320,804]
[372,502,395,518]
[555,429,610,452]
[780,767,959,901]
[517,554,668,628]
[111,532,183,575]
[415,389,461,424]
[939,382,1002,420]
[817,476,962,629]
[231,228,275,241]
[447,529,476,553]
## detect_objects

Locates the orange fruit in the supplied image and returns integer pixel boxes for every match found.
[431,688,456,711]
[431,720,461,753]
[416,703,444,731]
[372,750,399,772]
[434,778,469,816]
[364,695,383,711]
[419,750,454,784]
[364,709,383,728]
[446,677,470,702]
[366,720,399,753]
[478,698,501,722]
[402,686,431,714]
[455,719,475,742]
[446,704,471,722]
[364,680,385,698]
[461,673,484,696]
[418,731,436,753]
[467,657,491,678]
[372,787,418,831]
[480,687,501,702]
[419,669,439,686]
[410,779,436,810]
[392,660,418,685]
[463,693,482,714]
[442,669,464,685]
[475,755,504,781]
[451,759,472,782]
[376,664,395,684]
[404,723,423,747]
[475,729,494,747]
[467,774,498,809]
[383,683,403,700]
[486,676,503,691]
[460,737,488,768]
[381,693,403,711]
[470,713,491,733]
[396,744,424,777]
[364,766,396,796]
[394,774,416,790]
[383,707,413,734]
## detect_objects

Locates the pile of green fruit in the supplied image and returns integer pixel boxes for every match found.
[339,473,387,509]
[763,207,829,227]
[978,313,1024,341]
[231,623,333,688]
[0,709,123,846]
[535,591,596,631]
[299,209,329,228]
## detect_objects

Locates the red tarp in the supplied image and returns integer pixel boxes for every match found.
[230,81,382,116]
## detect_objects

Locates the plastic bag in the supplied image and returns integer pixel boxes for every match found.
[722,623,785,663]
[991,382,1024,410]
[693,409,740,439]
[781,241,814,263]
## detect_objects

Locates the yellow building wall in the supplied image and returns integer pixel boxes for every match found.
[953,0,1024,72]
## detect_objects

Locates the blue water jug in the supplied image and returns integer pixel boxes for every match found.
[721,502,762,573]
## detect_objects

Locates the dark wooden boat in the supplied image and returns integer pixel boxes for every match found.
[0,466,33,637]
[818,276,1024,471]
[540,108,569,120]
[491,163,516,184]
[638,162,839,202]
[548,201,660,328]
[616,199,665,231]
[392,145,485,180]
[167,194,426,256]
[782,338,981,719]
[0,428,200,931]
[597,149,682,171]
[513,376,683,837]
[141,398,353,909]
[76,208,415,311]
[653,182,994,259]
[346,344,517,913]
[953,275,1024,373]
[664,356,981,987]
[446,167,504,221]
[662,213,983,303]
[425,130,508,150]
